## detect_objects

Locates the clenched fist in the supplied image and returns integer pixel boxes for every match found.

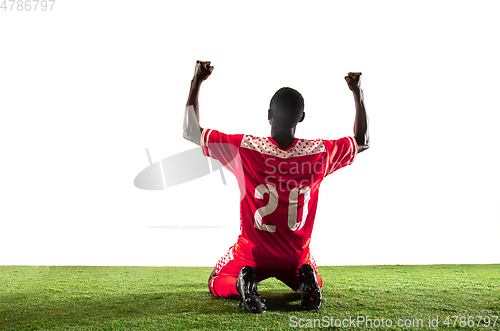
[345,72,362,92]
[193,60,214,83]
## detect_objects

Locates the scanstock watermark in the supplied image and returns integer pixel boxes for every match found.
[289,315,430,328]
[134,143,335,192]
[289,315,499,328]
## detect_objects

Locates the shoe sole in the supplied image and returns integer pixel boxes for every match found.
[238,266,267,314]
[299,264,322,310]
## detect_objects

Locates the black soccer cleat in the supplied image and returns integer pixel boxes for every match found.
[208,267,217,285]
[236,266,267,314]
[208,267,217,293]
[299,264,322,310]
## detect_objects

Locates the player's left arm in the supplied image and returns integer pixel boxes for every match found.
[345,72,370,153]
[183,60,214,145]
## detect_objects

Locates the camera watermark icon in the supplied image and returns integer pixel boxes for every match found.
[134,147,227,190]
[134,147,234,230]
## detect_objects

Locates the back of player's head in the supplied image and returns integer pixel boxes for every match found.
[269,87,304,127]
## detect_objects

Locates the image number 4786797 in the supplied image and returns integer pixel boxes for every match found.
[1,0,56,11]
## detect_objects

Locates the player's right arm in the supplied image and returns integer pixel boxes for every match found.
[345,72,370,153]
[183,60,214,146]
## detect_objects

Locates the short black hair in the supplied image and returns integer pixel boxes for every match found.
[269,87,304,127]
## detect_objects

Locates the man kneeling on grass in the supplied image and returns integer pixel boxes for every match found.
[183,60,369,313]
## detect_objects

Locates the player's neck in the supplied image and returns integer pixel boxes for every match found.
[270,126,296,150]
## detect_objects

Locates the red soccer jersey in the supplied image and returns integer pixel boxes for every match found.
[201,129,357,270]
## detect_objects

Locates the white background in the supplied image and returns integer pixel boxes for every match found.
[1,0,498,266]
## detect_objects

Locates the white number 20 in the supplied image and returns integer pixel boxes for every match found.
[254,184,311,233]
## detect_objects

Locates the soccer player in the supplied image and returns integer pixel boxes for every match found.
[183,61,369,313]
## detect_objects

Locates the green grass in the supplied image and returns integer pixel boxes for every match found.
[0,265,499,330]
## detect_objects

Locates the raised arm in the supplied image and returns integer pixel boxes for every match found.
[345,72,369,153]
[183,60,214,145]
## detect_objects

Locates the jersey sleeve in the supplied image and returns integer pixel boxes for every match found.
[201,128,243,171]
[323,136,358,177]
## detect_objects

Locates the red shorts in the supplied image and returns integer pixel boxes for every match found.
[211,236,320,293]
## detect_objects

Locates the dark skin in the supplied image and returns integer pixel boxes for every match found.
[267,110,305,150]
[186,61,369,153]
[186,60,213,134]
[346,72,370,152]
